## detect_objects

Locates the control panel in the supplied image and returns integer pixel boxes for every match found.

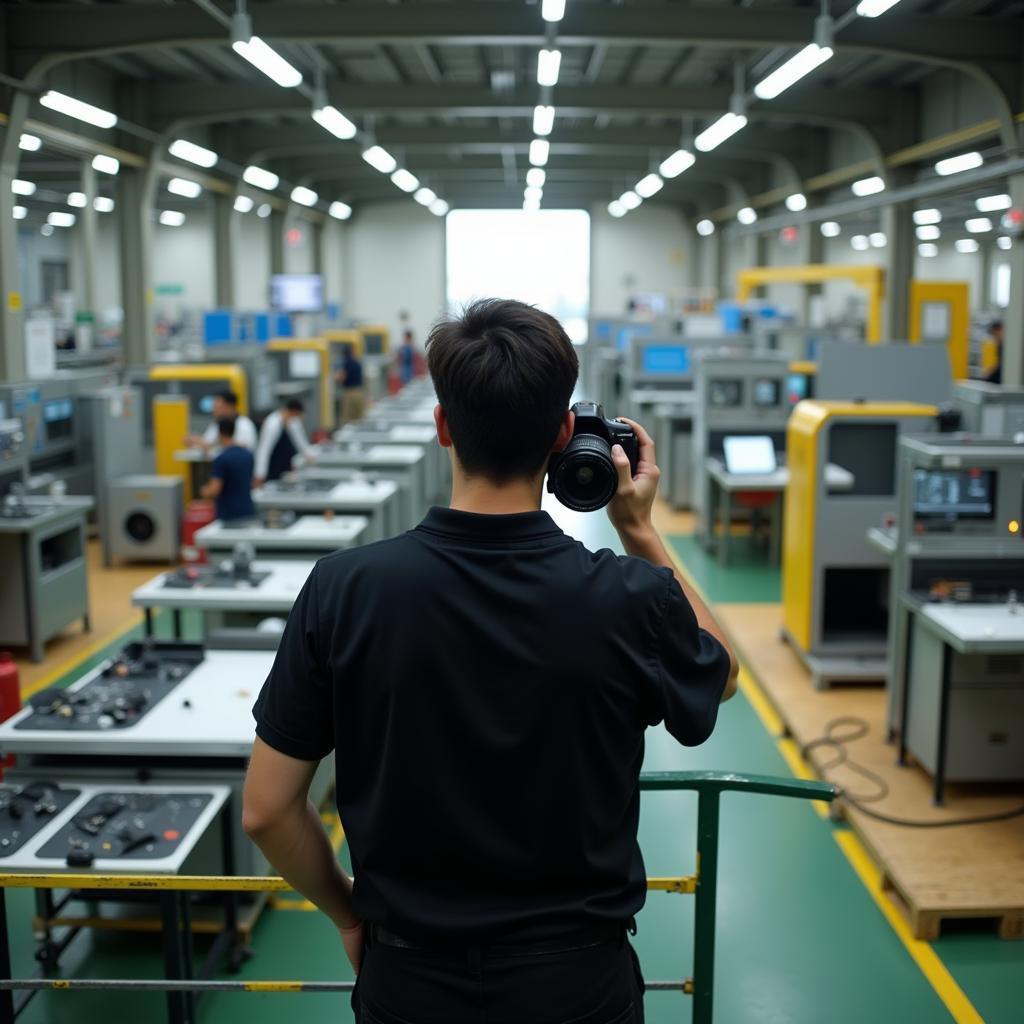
[0,782,80,857]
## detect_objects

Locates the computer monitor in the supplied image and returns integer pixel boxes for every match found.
[270,274,324,313]
[709,379,744,408]
[363,332,386,356]
[912,469,996,521]
[640,345,690,376]
[786,373,809,407]
[752,377,781,408]
[289,350,321,379]
[723,435,777,475]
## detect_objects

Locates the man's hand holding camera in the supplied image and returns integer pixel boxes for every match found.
[607,416,660,543]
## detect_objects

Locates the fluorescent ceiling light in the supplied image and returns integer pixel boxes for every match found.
[159,210,186,227]
[915,225,940,241]
[39,90,117,129]
[976,194,1012,213]
[94,196,115,213]
[820,221,841,237]
[542,0,566,21]
[256,203,272,218]
[696,219,715,237]
[935,151,983,177]
[524,185,543,202]
[619,190,641,211]
[12,206,27,220]
[169,139,218,168]
[913,208,942,225]
[67,192,87,208]
[608,200,626,218]
[917,243,939,258]
[850,234,870,251]
[391,169,419,193]
[965,217,992,234]
[414,187,436,207]
[753,44,833,101]
[659,149,695,179]
[786,193,808,212]
[232,35,303,88]
[737,207,757,225]
[429,198,449,217]
[997,235,1012,250]
[243,165,280,191]
[40,225,54,237]
[329,201,352,221]
[11,180,36,196]
[856,0,905,16]
[635,173,664,198]
[47,211,76,228]
[18,134,41,152]
[526,168,546,188]
[851,175,885,197]
[291,185,318,207]
[537,49,562,87]
[869,232,887,248]
[533,105,555,137]
[955,238,979,253]
[695,112,747,153]
[167,177,202,199]
[312,105,357,140]
[362,146,397,174]
[234,195,255,213]
[92,154,120,175]
[529,139,550,167]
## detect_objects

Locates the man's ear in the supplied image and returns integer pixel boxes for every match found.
[434,404,452,449]
[551,410,575,453]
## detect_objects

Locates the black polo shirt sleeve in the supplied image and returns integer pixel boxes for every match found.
[252,562,334,761]
[643,566,731,746]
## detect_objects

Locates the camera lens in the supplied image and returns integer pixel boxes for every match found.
[551,434,618,512]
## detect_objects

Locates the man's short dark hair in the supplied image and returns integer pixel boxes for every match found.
[426,299,579,482]
[216,390,239,407]
[284,398,305,414]
[991,320,1004,333]
[217,416,237,439]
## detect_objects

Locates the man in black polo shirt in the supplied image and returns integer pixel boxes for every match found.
[243,299,738,1023]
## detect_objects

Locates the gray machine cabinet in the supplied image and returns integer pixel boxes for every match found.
[106,475,183,564]
[954,381,1024,437]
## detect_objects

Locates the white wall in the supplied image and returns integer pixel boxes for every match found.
[16,227,71,311]
[233,213,272,310]
[151,205,215,317]
[321,219,347,309]
[589,202,692,315]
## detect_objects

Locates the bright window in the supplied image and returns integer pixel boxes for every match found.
[446,209,590,343]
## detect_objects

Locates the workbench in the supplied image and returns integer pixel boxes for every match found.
[195,514,368,559]
[253,477,400,541]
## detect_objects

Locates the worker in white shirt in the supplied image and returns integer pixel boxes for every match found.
[254,398,316,485]
[186,390,258,452]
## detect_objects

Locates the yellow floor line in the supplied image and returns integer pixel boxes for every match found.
[21,612,145,700]
[834,832,984,1024]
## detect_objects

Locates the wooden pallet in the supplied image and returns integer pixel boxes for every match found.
[717,603,1024,942]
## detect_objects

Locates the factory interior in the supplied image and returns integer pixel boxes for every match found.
[0,1,1023,1022]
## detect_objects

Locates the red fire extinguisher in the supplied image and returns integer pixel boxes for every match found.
[0,652,20,778]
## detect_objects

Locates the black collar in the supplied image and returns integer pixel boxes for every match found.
[416,506,565,542]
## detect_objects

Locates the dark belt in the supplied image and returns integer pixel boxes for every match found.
[369,922,626,958]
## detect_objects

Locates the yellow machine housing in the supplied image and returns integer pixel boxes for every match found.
[152,395,193,501]
[908,280,969,380]
[782,400,939,687]
[148,363,249,414]
[267,338,334,430]
[322,329,364,359]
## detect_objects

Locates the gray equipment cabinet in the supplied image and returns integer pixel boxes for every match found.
[953,381,1024,437]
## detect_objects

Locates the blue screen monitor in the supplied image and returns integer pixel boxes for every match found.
[594,320,612,341]
[786,373,809,407]
[641,345,690,375]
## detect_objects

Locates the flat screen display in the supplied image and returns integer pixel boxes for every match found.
[786,373,809,407]
[270,274,324,313]
[913,469,996,520]
[289,350,321,379]
[753,377,781,408]
[44,398,73,423]
[641,345,690,375]
[723,435,777,475]
[198,395,215,415]
[709,379,743,408]
[363,332,386,356]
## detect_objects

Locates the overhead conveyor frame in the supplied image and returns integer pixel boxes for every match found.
[0,770,835,1024]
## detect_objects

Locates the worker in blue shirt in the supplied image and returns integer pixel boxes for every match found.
[396,329,417,386]
[202,417,256,522]
[337,345,366,424]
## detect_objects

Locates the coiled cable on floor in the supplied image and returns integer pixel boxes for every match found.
[799,716,1024,829]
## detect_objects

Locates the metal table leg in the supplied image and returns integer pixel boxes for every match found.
[720,489,732,567]
[769,494,782,567]
[160,892,188,1024]
[898,609,915,767]
[172,609,183,639]
[145,607,154,638]
[933,644,953,806]
[0,890,13,1024]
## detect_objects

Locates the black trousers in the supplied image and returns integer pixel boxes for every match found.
[352,930,645,1024]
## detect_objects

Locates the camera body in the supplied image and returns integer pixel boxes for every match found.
[547,401,640,512]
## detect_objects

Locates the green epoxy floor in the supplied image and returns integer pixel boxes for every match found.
[7,511,1022,1023]
[666,534,781,605]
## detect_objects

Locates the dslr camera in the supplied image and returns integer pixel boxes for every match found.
[547,401,639,512]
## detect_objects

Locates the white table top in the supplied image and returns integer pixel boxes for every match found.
[195,514,368,550]
[254,478,398,512]
[0,650,274,757]
[174,448,214,464]
[132,559,315,611]
[0,495,95,534]
[335,424,436,444]
[309,444,426,468]
[0,783,230,874]
[918,603,1024,652]
[706,457,855,493]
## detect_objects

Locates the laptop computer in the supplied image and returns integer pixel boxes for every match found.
[722,435,778,475]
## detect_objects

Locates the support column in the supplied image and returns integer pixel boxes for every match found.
[213,193,234,308]
[0,119,28,380]
[117,166,155,369]
[269,209,285,276]
[797,217,825,326]
[883,199,915,342]
[312,220,325,278]
[79,160,100,319]
[1003,173,1024,387]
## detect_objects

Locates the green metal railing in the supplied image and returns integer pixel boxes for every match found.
[0,770,836,1024]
